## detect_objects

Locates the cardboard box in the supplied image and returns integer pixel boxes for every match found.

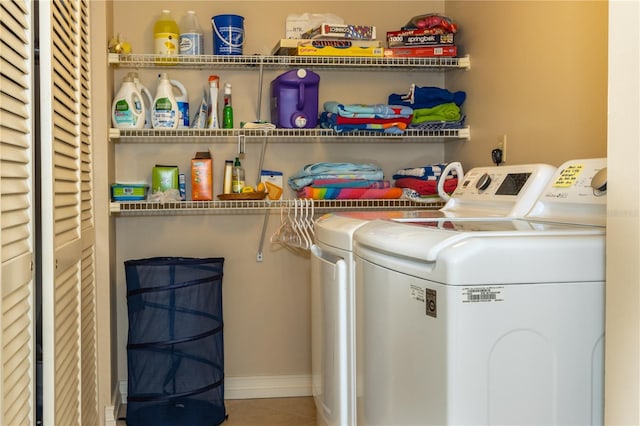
[152,165,179,193]
[191,152,213,201]
[383,45,457,58]
[111,183,149,201]
[271,38,382,56]
[301,23,376,40]
[386,31,454,47]
[261,170,284,200]
[295,44,384,57]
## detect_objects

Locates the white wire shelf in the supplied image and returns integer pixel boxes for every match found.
[108,53,470,71]
[109,127,470,143]
[110,198,445,216]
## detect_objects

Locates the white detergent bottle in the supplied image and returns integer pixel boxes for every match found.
[112,75,145,129]
[152,72,179,129]
[170,79,189,128]
[207,75,220,129]
[129,72,153,128]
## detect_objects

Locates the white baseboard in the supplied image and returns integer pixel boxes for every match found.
[104,405,117,426]
[225,375,312,399]
[115,374,312,404]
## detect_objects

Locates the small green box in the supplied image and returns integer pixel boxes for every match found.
[111,183,149,201]
[152,165,179,193]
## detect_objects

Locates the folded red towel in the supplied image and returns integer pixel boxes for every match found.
[394,177,458,196]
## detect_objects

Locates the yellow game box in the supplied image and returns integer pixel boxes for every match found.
[295,43,384,57]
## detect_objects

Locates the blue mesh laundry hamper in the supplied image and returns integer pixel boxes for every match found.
[125,257,226,426]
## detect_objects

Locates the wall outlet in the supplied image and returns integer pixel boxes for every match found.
[497,134,507,163]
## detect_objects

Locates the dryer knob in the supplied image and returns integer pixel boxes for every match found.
[591,167,607,192]
[476,173,491,191]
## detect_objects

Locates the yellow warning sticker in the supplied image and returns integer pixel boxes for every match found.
[553,164,583,187]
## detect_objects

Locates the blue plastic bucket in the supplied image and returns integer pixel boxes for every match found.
[212,14,244,55]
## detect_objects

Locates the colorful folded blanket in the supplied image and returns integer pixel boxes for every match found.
[323,101,413,119]
[311,179,391,188]
[394,177,459,196]
[319,120,408,134]
[319,111,409,133]
[288,162,384,190]
[320,111,413,126]
[393,163,459,180]
[388,84,466,109]
[297,186,403,200]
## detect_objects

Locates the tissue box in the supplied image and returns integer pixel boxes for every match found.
[152,165,179,193]
[111,183,149,201]
[191,152,213,201]
[260,170,283,200]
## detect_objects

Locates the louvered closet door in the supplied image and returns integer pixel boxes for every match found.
[39,1,98,425]
[0,1,34,425]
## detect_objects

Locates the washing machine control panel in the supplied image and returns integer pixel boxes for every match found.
[453,164,554,199]
[442,164,557,218]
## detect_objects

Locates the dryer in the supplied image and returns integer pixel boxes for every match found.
[352,158,606,425]
[311,163,557,426]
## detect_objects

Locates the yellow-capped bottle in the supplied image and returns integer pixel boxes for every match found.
[154,10,179,64]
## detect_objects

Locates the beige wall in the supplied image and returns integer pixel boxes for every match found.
[101,0,608,392]
[108,1,448,385]
[445,0,608,168]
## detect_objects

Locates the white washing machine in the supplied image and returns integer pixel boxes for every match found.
[311,163,557,426]
[353,158,606,425]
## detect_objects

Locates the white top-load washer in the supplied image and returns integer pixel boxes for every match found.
[311,163,557,426]
[352,158,606,426]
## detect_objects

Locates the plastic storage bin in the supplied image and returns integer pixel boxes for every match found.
[125,257,226,426]
[270,68,320,128]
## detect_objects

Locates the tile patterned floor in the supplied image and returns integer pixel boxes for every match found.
[117,397,316,425]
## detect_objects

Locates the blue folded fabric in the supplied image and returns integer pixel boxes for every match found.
[319,114,405,134]
[288,162,384,190]
[323,101,413,118]
[392,163,459,181]
[388,85,466,109]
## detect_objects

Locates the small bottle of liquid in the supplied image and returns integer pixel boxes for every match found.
[231,157,245,193]
[222,82,234,129]
[223,160,233,194]
[207,75,219,129]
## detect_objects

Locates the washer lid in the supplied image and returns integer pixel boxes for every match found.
[353,218,605,284]
[314,211,416,250]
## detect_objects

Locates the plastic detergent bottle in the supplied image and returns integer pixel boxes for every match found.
[170,79,189,128]
[112,75,145,129]
[128,72,153,128]
[154,10,179,57]
[179,10,204,55]
[207,75,220,129]
[152,73,179,129]
[231,157,245,193]
[222,82,234,129]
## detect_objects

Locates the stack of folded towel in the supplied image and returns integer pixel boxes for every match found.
[393,163,459,197]
[318,101,413,135]
[289,162,403,200]
[388,85,466,130]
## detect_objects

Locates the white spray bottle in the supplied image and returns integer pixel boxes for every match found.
[170,79,189,128]
[152,72,179,129]
[128,72,153,129]
[112,75,145,129]
[207,75,220,129]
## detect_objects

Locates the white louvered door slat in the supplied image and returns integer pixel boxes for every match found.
[40,0,97,424]
[77,0,98,423]
[0,0,34,425]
